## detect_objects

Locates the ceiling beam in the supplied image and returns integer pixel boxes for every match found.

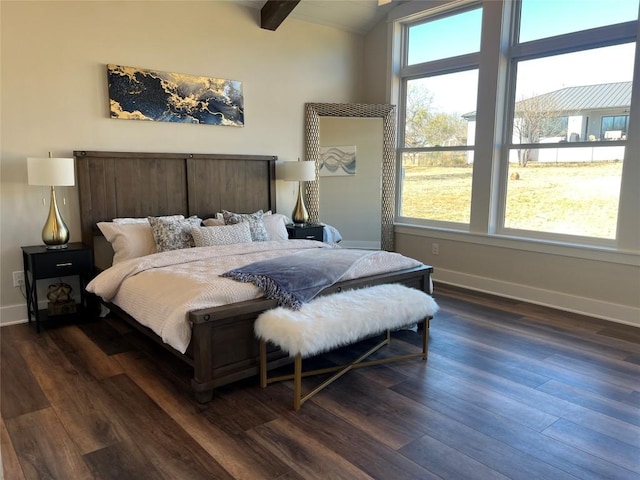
[261,0,301,31]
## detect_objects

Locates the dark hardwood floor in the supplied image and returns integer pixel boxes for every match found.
[2,284,639,479]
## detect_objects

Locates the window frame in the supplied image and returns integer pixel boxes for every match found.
[396,2,483,230]
[497,7,637,245]
[393,0,640,254]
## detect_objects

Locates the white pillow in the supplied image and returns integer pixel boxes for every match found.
[263,213,289,240]
[97,222,157,264]
[113,214,184,224]
[191,223,252,247]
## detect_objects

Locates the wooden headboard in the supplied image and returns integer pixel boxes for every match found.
[74,151,277,248]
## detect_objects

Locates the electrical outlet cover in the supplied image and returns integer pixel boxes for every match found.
[12,271,25,287]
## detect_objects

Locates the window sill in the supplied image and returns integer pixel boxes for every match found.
[394,223,640,266]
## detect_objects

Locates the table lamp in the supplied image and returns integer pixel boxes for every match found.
[279,160,316,224]
[27,153,75,249]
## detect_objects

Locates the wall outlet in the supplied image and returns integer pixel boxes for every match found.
[12,271,25,287]
[431,243,439,255]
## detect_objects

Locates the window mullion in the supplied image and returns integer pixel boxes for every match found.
[469,0,511,234]
[510,21,637,61]
[616,18,640,250]
[400,52,480,78]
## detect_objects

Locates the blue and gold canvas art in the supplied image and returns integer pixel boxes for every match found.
[107,64,244,127]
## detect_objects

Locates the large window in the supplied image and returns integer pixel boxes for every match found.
[396,0,639,247]
[398,6,482,226]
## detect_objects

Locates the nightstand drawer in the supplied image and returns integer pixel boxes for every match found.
[34,252,91,278]
[26,246,93,279]
[286,224,324,241]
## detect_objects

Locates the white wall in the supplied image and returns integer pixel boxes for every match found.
[363,18,390,103]
[0,1,364,324]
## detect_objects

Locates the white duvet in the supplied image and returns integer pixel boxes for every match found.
[86,240,423,353]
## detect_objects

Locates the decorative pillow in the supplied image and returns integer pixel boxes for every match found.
[191,223,252,247]
[222,210,270,242]
[263,213,289,240]
[97,222,157,264]
[147,216,202,252]
[222,209,261,224]
[203,217,225,227]
[113,214,184,224]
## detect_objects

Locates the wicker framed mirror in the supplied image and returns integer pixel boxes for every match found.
[304,103,396,251]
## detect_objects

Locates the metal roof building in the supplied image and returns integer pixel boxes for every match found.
[463,81,632,119]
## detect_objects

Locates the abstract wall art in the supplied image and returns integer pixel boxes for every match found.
[107,64,244,127]
[319,145,356,176]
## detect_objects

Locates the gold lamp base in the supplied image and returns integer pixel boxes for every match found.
[291,182,309,225]
[42,186,69,249]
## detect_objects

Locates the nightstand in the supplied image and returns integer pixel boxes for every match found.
[286,223,324,241]
[21,243,93,332]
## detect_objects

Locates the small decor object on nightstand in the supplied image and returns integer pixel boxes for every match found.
[46,282,76,315]
[27,152,75,249]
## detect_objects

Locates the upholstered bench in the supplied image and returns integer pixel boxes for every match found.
[255,283,439,410]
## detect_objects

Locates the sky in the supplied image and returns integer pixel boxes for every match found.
[407,0,639,115]
[515,43,635,100]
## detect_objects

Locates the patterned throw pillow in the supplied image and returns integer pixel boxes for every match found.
[148,216,202,252]
[222,210,270,242]
[191,223,253,247]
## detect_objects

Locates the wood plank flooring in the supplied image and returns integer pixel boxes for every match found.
[2,284,639,479]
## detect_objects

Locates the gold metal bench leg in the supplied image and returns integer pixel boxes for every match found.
[294,354,302,411]
[259,339,267,388]
[422,316,429,360]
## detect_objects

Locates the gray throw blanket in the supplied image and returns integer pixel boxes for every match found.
[221,248,375,309]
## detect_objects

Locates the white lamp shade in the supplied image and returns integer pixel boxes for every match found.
[27,156,75,186]
[279,161,316,182]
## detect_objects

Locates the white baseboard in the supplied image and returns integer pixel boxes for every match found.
[434,268,640,328]
[0,303,28,327]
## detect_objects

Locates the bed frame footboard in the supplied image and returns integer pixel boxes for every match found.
[189,298,281,402]
[99,267,433,404]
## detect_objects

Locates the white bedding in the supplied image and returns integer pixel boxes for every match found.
[86,240,423,353]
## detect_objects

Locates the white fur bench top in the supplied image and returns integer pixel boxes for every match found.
[255,284,439,358]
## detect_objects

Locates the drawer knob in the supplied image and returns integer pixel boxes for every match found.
[56,262,73,267]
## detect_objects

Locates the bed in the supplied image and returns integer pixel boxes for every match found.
[76,150,433,402]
